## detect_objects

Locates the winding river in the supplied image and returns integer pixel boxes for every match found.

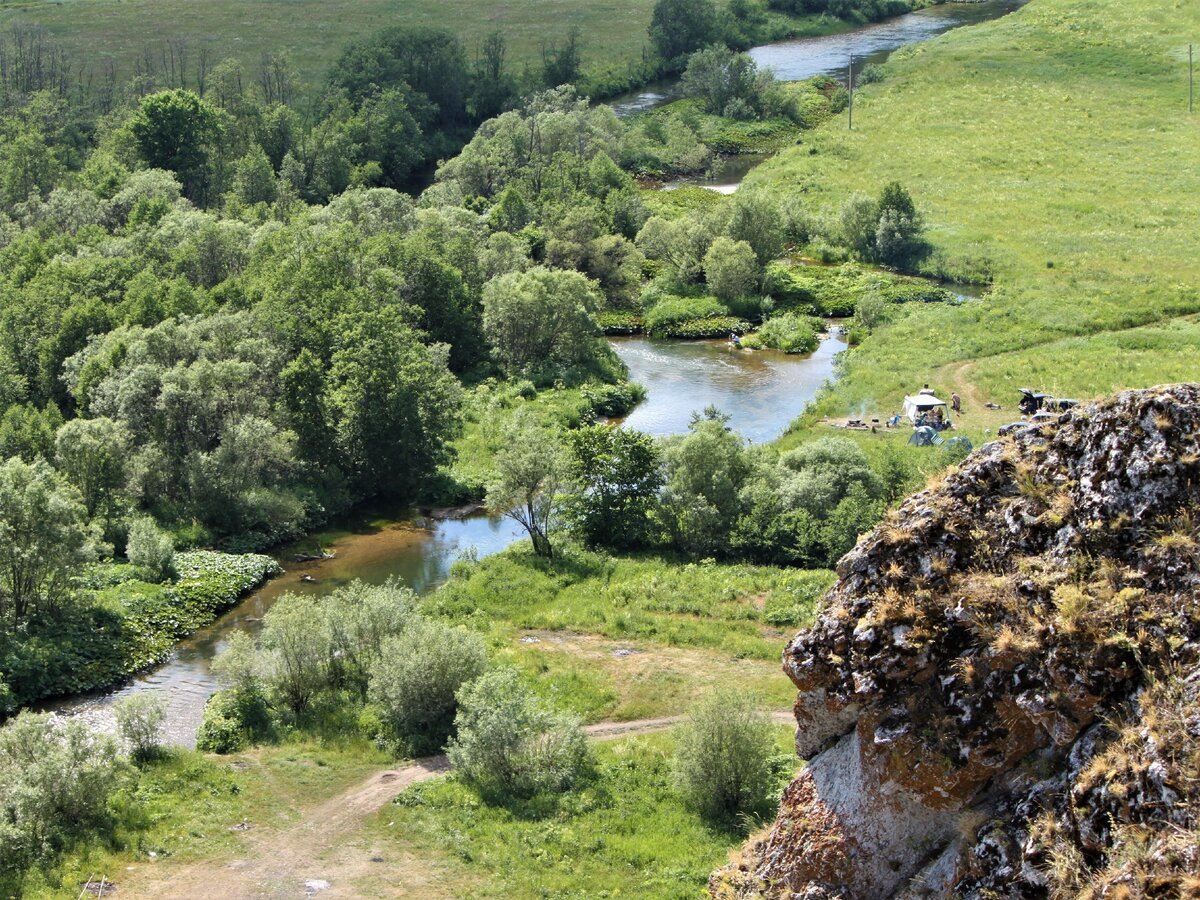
[52,334,845,745]
[51,0,1028,743]
[610,0,1028,118]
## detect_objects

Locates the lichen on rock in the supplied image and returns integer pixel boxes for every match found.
[713,384,1200,898]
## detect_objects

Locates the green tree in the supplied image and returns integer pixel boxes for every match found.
[0,712,123,878]
[129,90,221,201]
[368,618,487,753]
[481,266,601,377]
[259,593,332,715]
[660,408,752,556]
[650,0,720,65]
[113,692,168,761]
[53,417,129,519]
[125,517,175,582]
[326,309,463,497]
[704,236,760,302]
[0,458,99,624]
[565,425,663,550]
[673,690,777,823]
[486,413,568,558]
[231,145,278,206]
[448,667,590,802]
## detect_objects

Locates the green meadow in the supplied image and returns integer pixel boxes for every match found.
[751,0,1200,432]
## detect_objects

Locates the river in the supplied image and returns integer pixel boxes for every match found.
[50,334,844,745]
[610,0,1028,118]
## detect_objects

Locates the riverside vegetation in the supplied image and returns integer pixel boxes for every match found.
[1,0,1197,894]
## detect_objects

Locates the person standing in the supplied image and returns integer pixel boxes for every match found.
[951,392,962,414]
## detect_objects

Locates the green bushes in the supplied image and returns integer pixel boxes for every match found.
[743,312,821,353]
[114,692,167,761]
[125,517,176,582]
[448,667,591,802]
[673,691,781,823]
[644,295,728,335]
[368,620,487,754]
[0,712,125,883]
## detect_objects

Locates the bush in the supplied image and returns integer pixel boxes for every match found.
[0,712,124,877]
[113,691,167,760]
[126,516,176,582]
[643,294,729,336]
[745,312,820,353]
[704,236,761,303]
[673,690,777,823]
[368,618,487,754]
[448,667,590,802]
[196,690,250,754]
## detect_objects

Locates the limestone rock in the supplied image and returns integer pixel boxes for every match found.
[715,385,1200,897]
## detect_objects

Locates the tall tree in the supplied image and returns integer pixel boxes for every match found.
[129,89,220,201]
[649,0,720,66]
[0,457,99,623]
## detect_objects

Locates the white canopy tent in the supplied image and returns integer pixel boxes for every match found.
[903,391,948,424]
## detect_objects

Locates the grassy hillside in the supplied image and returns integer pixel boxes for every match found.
[753,0,1200,438]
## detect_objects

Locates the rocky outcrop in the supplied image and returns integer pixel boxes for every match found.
[714,384,1200,898]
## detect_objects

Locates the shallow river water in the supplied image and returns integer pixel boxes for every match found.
[51,334,844,744]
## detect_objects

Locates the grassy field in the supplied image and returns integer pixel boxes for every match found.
[0,0,845,95]
[750,0,1200,437]
[367,729,797,899]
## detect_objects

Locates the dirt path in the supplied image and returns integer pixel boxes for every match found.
[117,712,795,899]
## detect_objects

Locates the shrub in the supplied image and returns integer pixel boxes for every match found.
[259,593,332,715]
[113,691,167,760]
[704,237,761,303]
[0,712,124,877]
[673,690,777,823]
[746,312,820,354]
[643,294,728,336]
[126,516,176,582]
[448,667,590,802]
[368,619,487,753]
[196,690,251,754]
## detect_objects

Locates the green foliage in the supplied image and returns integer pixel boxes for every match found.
[565,425,664,549]
[368,618,487,753]
[448,667,591,802]
[125,517,176,583]
[704,236,761,302]
[129,90,221,201]
[485,413,569,558]
[481,267,603,381]
[649,0,719,65]
[0,712,124,883]
[743,312,820,353]
[680,46,791,120]
[0,457,100,624]
[113,691,167,761]
[673,691,779,823]
[659,409,753,556]
[643,295,729,336]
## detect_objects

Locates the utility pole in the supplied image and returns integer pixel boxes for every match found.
[1190,44,1194,114]
[848,54,853,130]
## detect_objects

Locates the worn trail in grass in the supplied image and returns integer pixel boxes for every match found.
[115,715,792,899]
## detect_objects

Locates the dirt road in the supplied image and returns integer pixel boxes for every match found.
[116,712,795,899]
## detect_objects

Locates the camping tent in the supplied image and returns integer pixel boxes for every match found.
[903,391,948,424]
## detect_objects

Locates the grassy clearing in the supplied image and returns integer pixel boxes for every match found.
[368,729,797,899]
[497,630,797,722]
[19,739,389,898]
[751,0,1200,424]
[429,546,835,662]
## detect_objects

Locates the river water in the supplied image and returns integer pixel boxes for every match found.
[51,0,1027,743]
[51,334,844,745]
[610,0,1027,118]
